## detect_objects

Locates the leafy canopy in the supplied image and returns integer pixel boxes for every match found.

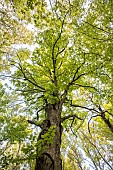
[0,0,113,169]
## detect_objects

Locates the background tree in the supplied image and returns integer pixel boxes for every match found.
[63,120,113,170]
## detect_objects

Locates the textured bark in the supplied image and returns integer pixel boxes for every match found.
[35,103,62,170]
[101,112,113,133]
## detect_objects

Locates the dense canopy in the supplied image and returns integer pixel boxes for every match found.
[0,0,113,169]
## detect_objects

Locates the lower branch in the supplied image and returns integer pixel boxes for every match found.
[61,114,83,122]
[101,113,113,133]
[27,120,42,128]
[70,103,99,113]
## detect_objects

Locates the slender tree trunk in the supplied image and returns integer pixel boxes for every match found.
[101,112,113,133]
[35,103,62,170]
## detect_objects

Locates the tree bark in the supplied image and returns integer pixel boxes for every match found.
[35,103,62,170]
[101,112,113,133]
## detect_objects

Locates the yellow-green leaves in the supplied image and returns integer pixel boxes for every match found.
[1,0,113,169]
[36,125,56,156]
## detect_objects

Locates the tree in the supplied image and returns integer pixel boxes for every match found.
[0,0,33,72]
[1,0,113,169]
[0,83,36,170]
[64,120,113,170]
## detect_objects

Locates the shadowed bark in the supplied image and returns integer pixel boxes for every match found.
[35,103,62,170]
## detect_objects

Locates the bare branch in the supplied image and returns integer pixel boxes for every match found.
[61,114,83,122]
[88,115,101,134]
[85,21,113,35]
[70,103,100,113]
[18,62,45,92]
[56,47,66,58]
[36,107,44,120]
[75,83,98,92]
[105,110,113,117]
[27,120,42,128]
[74,73,86,81]
[58,61,63,70]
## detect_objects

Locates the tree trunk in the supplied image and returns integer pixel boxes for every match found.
[101,112,113,133]
[35,103,62,170]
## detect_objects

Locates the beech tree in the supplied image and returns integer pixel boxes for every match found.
[63,120,113,170]
[1,0,113,169]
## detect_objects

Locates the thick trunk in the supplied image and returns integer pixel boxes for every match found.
[35,103,62,170]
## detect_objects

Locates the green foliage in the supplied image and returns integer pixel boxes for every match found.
[36,125,56,157]
[1,0,113,169]
[0,0,34,72]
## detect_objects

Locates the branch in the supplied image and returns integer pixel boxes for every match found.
[18,62,45,92]
[74,73,86,81]
[85,21,113,35]
[80,131,113,170]
[48,0,55,16]
[27,120,42,128]
[1,142,12,155]
[16,89,44,94]
[105,110,113,117]
[70,104,100,113]
[61,114,83,122]
[36,107,44,120]
[56,47,66,58]
[101,112,113,133]
[80,30,113,42]
[88,115,101,134]
[52,14,65,58]
[97,105,113,133]
[58,61,63,70]
[52,11,68,53]
[85,148,101,170]
[52,11,69,85]
[71,103,113,134]
[61,60,86,104]
[74,83,98,92]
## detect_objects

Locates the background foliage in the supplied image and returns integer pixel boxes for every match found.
[0,0,113,169]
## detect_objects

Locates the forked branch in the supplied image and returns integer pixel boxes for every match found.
[27,120,42,128]
[61,114,83,122]
[18,62,45,92]
[61,62,86,104]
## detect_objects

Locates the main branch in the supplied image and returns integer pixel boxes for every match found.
[18,63,45,92]
[61,60,86,104]
[61,114,83,122]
